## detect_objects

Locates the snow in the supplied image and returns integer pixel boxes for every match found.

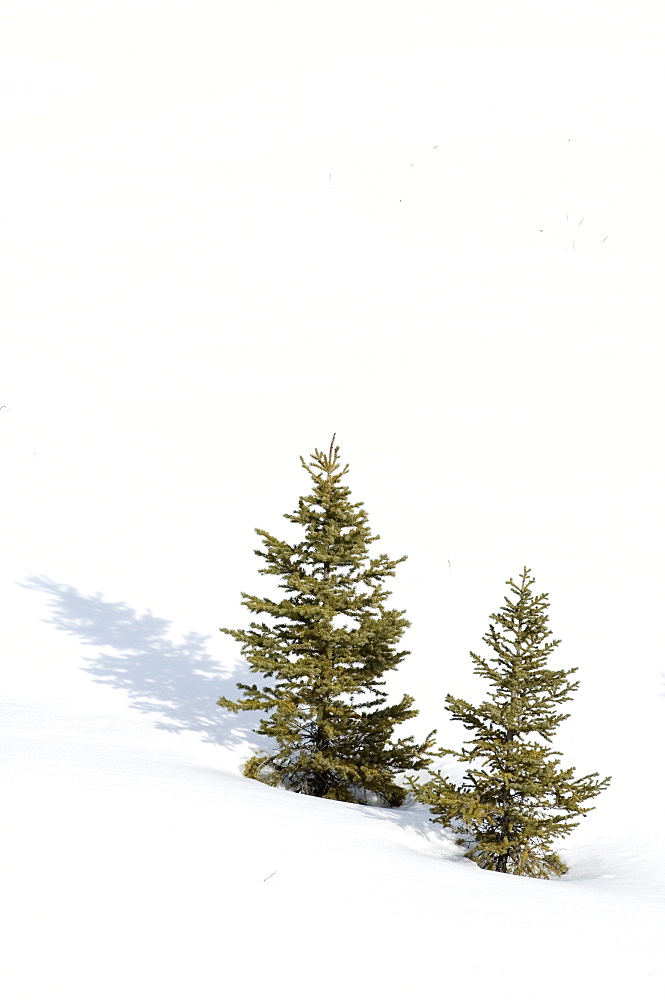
[2,2,664,997]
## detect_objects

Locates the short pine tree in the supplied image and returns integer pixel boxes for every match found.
[218,436,435,805]
[410,567,610,877]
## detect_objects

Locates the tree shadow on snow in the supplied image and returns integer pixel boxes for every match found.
[20,575,468,849]
[352,790,468,862]
[21,574,262,752]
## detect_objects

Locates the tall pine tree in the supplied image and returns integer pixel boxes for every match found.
[218,437,435,805]
[410,567,610,877]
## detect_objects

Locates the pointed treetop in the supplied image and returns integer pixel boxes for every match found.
[300,433,349,482]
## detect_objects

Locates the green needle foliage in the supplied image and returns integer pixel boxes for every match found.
[410,568,610,877]
[218,436,435,805]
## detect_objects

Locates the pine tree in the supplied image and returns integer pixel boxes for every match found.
[410,567,610,877]
[218,436,435,805]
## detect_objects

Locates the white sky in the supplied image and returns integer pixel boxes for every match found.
[2,1,664,789]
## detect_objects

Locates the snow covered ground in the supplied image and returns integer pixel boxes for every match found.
[2,2,664,997]
[2,612,664,999]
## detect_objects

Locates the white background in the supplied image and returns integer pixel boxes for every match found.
[1,4,664,994]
